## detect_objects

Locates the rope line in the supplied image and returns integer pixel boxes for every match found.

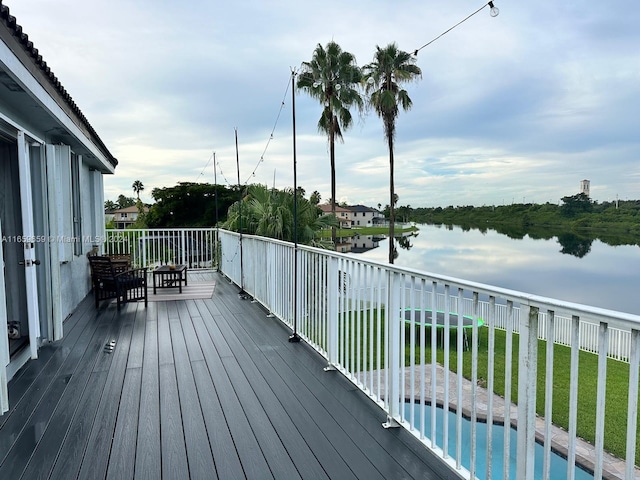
[413,2,490,55]
[243,73,292,185]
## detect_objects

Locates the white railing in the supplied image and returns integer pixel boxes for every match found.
[104,227,635,362]
[104,228,218,270]
[218,228,640,480]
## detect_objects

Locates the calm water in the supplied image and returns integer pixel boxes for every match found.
[350,224,640,315]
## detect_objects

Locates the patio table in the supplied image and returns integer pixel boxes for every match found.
[153,265,187,294]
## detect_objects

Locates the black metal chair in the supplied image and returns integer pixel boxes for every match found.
[88,256,148,309]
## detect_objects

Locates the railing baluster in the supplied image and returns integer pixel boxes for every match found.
[567,315,580,480]
[325,256,339,371]
[503,300,514,479]
[383,270,401,428]
[376,267,383,403]
[486,295,496,480]
[430,282,437,449]
[469,292,478,479]
[442,284,452,460]
[543,310,555,480]
[625,329,640,480]
[453,287,461,466]
[593,321,608,479]
[409,275,416,429]
[419,278,426,439]
[516,304,539,480]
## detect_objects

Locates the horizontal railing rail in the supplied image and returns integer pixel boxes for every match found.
[104,228,219,270]
[218,228,640,480]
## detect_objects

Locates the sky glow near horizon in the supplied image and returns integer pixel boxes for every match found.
[6,0,640,209]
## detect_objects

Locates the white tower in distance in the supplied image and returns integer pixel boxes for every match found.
[580,179,590,197]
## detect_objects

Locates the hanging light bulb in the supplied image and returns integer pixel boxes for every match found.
[367,76,375,85]
[335,84,342,91]
[488,1,499,17]
[313,81,320,88]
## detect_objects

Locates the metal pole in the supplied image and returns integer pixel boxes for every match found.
[213,151,219,272]
[289,69,300,343]
[235,128,247,298]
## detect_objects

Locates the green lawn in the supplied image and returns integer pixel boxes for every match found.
[438,327,637,464]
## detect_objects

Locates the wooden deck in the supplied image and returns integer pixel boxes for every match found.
[0,272,452,479]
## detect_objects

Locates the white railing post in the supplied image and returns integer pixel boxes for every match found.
[625,329,640,480]
[383,269,401,428]
[517,304,539,480]
[324,256,339,371]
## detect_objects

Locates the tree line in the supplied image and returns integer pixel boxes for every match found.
[410,193,640,249]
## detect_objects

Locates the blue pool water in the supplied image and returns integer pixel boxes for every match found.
[403,403,594,480]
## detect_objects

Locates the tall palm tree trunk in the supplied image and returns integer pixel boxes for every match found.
[330,116,337,248]
[388,132,395,264]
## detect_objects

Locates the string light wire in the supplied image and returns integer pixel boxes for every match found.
[195,151,214,183]
[243,73,292,184]
[413,2,493,56]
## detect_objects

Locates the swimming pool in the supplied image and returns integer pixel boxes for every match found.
[403,403,594,479]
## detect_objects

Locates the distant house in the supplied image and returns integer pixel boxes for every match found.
[318,204,352,228]
[0,4,118,412]
[347,205,385,227]
[111,205,149,229]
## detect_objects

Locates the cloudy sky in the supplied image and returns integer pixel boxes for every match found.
[7,0,640,208]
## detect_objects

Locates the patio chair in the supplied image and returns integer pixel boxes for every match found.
[88,256,148,309]
[105,253,132,274]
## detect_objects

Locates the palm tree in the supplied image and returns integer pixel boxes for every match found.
[297,41,363,248]
[363,43,421,264]
[132,180,144,199]
[222,185,336,245]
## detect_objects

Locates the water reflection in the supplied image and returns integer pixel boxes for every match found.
[335,234,383,254]
[349,224,640,315]
[557,233,593,258]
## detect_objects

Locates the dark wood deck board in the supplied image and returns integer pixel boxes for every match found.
[134,316,161,480]
[159,363,189,479]
[220,356,303,480]
[195,299,352,480]
[193,318,273,480]
[208,294,388,480]
[0,297,103,473]
[211,282,440,480]
[168,315,217,479]
[0,296,97,432]
[48,371,109,480]
[106,367,142,480]
[77,304,136,479]
[48,309,124,480]
[177,303,204,363]
[189,359,245,480]
[17,320,111,480]
[0,271,445,480]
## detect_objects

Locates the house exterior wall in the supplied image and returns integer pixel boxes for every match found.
[1,3,116,406]
[350,209,375,226]
[318,205,352,228]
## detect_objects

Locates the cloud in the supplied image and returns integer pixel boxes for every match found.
[7,0,639,207]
